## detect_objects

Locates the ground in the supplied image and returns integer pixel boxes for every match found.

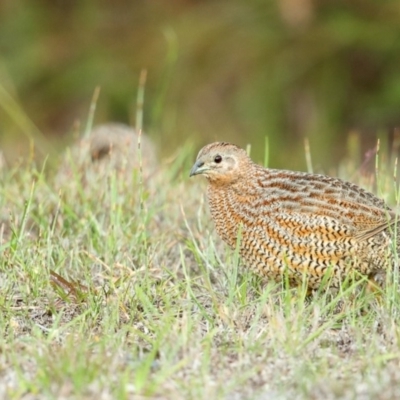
[1,142,400,400]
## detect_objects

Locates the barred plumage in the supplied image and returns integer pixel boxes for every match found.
[190,142,398,289]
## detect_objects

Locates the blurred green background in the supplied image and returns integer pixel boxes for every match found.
[1,0,400,170]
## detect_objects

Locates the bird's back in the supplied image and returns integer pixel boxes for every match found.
[251,166,392,227]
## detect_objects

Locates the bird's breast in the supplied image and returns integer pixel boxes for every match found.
[207,185,264,248]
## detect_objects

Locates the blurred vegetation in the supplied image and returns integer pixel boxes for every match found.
[1,0,400,170]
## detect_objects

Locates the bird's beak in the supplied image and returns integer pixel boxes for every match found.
[190,159,207,177]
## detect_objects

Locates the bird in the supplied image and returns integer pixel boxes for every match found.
[88,123,157,170]
[56,123,158,187]
[189,142,399,290]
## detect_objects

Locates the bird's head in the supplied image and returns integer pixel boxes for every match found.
[189,142,251,184]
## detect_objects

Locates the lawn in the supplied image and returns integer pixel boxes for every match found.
[1,132,400,400]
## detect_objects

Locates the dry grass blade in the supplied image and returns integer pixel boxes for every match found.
[49,270,90,305]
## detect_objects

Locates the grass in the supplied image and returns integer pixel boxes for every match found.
[1,134,400,400]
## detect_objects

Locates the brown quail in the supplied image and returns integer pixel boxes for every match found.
[88,123,157,170]
[56,123,158,186]
[190,142,399,289]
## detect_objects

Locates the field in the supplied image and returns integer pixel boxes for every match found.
[1,133,400,400]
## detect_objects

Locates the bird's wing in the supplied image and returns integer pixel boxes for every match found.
[354,213,398,241]
[253,167,398,244]
[269,206,396,256]
[255,212,359,265]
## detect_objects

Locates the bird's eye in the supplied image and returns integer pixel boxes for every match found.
[214,155,222,163]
